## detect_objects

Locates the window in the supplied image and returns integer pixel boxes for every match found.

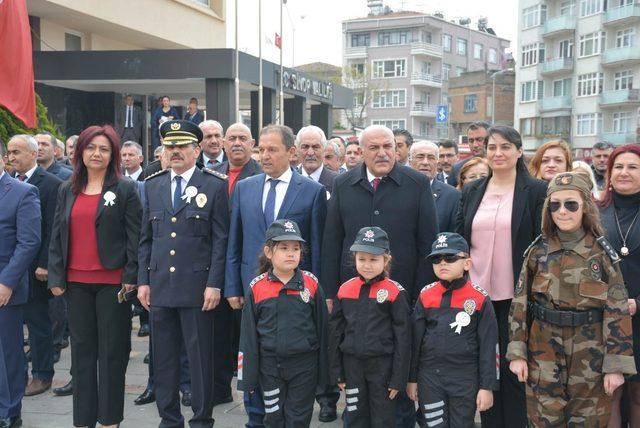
[613,111,634,132]
[351,63,365,76]
[616,28,635,48]
[372,59,406,78]
[577,72,603,96]
[192,0,209,5]
[522,43,545,66]
[443,34,452,52]
[353,92,364,108]
[520,118,537,136]
[378,31,408,46]
[541,116,572,136]
[464,95,477,113]
[576,113,601,135]
[473,43,484,60]
[579,32,605,57]
[421,31,433,43]
[442,64,451,81]
[521,80,544,102]
[351,33,370,47]
[559,39,574,58]
[457,38,467,55]
[65,33,81,51]
[456,66,467,77]
[371,119,406,130]
[561,0,576,15]
[580,0,604,16]
[372,90,406,108]
[489,48,498,64]
[523,4,547,28]
[553,78,572,96]
[614,70,634,90]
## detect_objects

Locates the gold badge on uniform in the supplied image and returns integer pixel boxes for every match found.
[376,288,389,303]
[463,299,476,316]
[300,288,311,303]
[196,193,207,208]
[171,122,181,130]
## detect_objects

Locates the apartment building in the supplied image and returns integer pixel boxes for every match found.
[342,9,510,140]
[516,0,640,155]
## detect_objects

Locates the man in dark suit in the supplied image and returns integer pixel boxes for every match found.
[115,94,143,143]
[449,121,490,188]
[213,123,262,196]
[183,98,204,125]
[121,141,146,182]
[295,125,338,195]
[7,135,62,397]
[408,141,460,233]
[35,133,72,181]
[436,139,459,186]
[198,120,228,167]
[224,124,327,427]
[0,153,41,428]
[138,120,229,428]
[321,125,439,427]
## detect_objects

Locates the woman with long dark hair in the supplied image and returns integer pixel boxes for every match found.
[48,125,142,428]
[456,125,547,427]
[599,144,640,427]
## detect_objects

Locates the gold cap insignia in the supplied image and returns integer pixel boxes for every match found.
[171,123,181,131]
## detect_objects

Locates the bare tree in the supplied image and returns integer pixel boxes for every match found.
[342,63,388,129]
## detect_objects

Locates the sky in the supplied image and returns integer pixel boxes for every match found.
[228,0,518,67]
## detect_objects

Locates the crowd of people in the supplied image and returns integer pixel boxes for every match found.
[0,113,639,428]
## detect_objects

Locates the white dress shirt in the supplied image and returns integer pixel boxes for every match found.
[366,167,385,187]
[125,167,143,181]
[21,164,38,182]
[300,164,324,183]
[261,167,293,219]
[202,151,225,166]
[170,165,197,199]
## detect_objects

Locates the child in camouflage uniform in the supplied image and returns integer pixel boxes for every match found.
[507,172,636,427]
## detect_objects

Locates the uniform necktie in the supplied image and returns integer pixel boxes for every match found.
[173,176,183,209]
[372,177,381,191]
[17,174,27,182]
[263,178,280,227]
[207,160,216,169]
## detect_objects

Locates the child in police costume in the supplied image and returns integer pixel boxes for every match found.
[508,172,636,426]
[237,219,328,428]
[407,232,498,427]
[328,227,411,428]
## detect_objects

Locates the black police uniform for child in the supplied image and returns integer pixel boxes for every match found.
[328,227,411,428]
[138,120,230,428]
[409,233,499,428]
[238,220,329,428]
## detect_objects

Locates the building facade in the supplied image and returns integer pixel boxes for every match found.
[342,11,510,140]
[515,0,640,155]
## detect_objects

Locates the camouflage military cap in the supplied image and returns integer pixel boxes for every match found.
[547,172,593,197]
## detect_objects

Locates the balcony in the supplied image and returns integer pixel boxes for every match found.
[539,58,574,76]
[599,132,639,144]
[538,96,572,112]
[542,15,576,38]
[599,89,640,107]
[410,42,443,58]
[604,3,640,26]
[344,46,368,59]
[410,103,438,117]
[410,73,443,88]
[602,46,640,67]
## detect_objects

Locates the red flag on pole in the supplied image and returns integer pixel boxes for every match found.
[275,33,282,49]
[0,0,36,128]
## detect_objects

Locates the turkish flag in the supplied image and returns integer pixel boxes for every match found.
[0,0,36,128]
[275,33,281,49]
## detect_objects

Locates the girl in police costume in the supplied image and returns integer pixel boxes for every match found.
[328,226,411,428]
[237,219,328,428]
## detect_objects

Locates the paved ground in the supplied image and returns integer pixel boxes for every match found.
[21,319,346,427]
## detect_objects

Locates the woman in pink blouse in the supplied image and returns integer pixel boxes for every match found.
[456,126,547,428]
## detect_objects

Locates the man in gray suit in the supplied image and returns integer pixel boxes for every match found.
[115,94,142,143]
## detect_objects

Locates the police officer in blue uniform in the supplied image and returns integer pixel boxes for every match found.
[138,120,230,428]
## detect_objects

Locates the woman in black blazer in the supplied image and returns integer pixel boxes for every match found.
[456,126,547,428]
[48,125,141,428]
[599,144,640,427]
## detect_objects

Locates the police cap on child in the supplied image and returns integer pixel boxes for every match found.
[266,219,306,242]
[428,232,470,258]
[350,226,390,255]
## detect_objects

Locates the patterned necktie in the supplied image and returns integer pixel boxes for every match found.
[372,177,381,191]
[263,179,280,227]
[17,174,27,182]
[173,176,182,209]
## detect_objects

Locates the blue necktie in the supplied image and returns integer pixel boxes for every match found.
[263,178,280,227]
[173,176,182,209]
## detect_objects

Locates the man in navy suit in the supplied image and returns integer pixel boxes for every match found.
[409,141,461,233]
[435,139,459,186]
[0,152,42,428]
[224,124,327,427]
[35,133,72,181]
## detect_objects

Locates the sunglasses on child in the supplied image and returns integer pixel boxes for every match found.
[429,254,466,264]
[548,200,581,213]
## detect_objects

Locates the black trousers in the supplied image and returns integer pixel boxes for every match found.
[417,369,477,428]
[480,299,526,428]
[23,285,54,381]
[67,283,131,427]
[259,352,318,428]
[342,354,396,428]
[212,297,234,400]
[151,306,214,428]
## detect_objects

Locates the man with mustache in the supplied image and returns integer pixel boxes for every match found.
[322,124,439,427]
[295,126,338,195]
[198,120,227,168]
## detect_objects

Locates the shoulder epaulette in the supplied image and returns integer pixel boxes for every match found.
[596,236,621,264]
[203,168,228,180]
[302,270,318,283]
[420,282,439,293]
[249,273,268,288]
[145,168,169,181]
[472,283,489,297]
[389,279,405,291]
[523,234,543,258]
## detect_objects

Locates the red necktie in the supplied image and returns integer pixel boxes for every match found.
[372,178,381,191]
[17,174,27,182]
